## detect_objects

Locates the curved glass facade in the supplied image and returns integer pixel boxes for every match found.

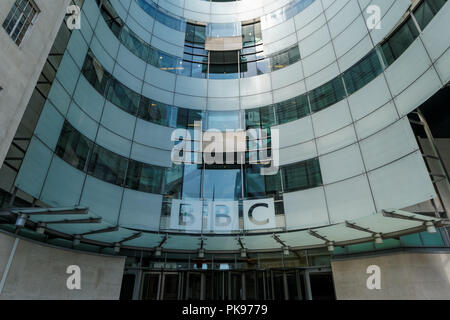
[101,0,302,78]
[6,0,450,250]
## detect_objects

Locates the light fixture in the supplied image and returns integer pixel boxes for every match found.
[327,241,335,252]
[73,235,81,246]
[283,246,290,256]
[154,247,162,257]
[36,223,46,234]
[15,214,27,227]
[374,233,383,244]
[198,249,205,258]
[425,221,436,234]
[240,248,247,258]
[113,243,121,254]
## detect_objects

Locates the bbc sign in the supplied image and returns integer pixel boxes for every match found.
[170,198,276,232]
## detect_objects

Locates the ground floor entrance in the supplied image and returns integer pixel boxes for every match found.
[121,268,335,300]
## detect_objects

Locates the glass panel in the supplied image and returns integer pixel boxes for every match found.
[203,168,242,200]
[207,111,241,131]
[309,77,346,112]
[163,164,183,198]
[125,159,164,194]
[138,97,175,127]
[106,79,140,115]
[87,144,127,186]
[100,0,123,37]
[283,161,308,192]
[141,273,160,300]
[162,274,179,300]
[55,121,93,171]
[206,22,242,38]
[82,50,110,95]
[282,158,322,192]
[381,18,419,66]
[414,0,447,30]
[275,94,309,125]
[343,50,382,95]
[182,164,202,199]
[120,25,149,61]
[245,165,282,197]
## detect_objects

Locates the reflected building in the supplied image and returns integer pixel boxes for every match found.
[0,0,450,300]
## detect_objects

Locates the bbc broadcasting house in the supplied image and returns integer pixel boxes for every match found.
[0,0,449,300]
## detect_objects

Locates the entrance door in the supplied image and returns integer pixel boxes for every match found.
[161,273,179,300]
[185,272,204,300]
[141,272,161,300]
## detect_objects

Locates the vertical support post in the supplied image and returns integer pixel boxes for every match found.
[0,238,19,295]
[185,272,190,300]
[283,272,289,300]
[296,270,303,300]
[241,272,246,300]
[304,270,312,300]
[200,273,206,300]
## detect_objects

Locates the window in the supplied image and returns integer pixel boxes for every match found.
[343,50,382,95]
[282,158,323,192]
[269,45,301,72]
[275,94,309,125]
[413,0,447,30]
[87,144,128,186]
[245,105,276,129]
[126,160,164,194]
[82,50,110,94]
[56,121,93,171]
[106,78,140,115]
[120,25,149,61]
[209,51,240,79]
[138,97,176,127]
[2,0,39,45]
[242,22,262,47]
[309,77,346,112]
[381,18,419,66]
[98,0,123,37]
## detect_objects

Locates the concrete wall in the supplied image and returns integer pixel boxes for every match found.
[0,0,70,166]
[331,250,450,300]
[0,232,125,300]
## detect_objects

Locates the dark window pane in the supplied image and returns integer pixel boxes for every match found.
[56,121,93,171]
[309,77,346,112]
[82,51,110,94]
[87,144,127,186]
[283,162,308,192]
[260,105,276,128]
[343,50,382,94]
[381,18,419,66]
[276,94,309,124]
[126,160,164,194]
[163,164,183,198]
[138,97,173,126]
[246,108,261,128]
[106,79,140,115]
[282,158,322,192]
[414,0,447,30]
[120,25,149,61]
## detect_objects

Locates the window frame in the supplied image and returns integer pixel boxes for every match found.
[2,0,40,46]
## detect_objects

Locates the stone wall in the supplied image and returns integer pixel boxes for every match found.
[331,250,450,300]
[0,232,125,300]
[0,0,70,167]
